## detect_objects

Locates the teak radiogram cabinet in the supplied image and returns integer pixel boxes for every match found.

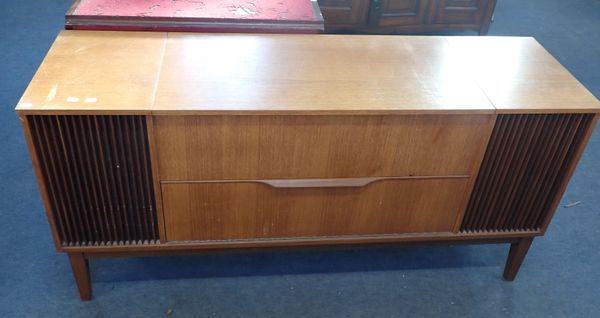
[16,31,600,300]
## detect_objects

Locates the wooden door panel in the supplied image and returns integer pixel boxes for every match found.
[386,0,419,11]
[162,178,469,241]
[445,0,479,4]
[154,115,493,181]
[433,0,487,25]
[372,0,429,27]
[318,0,369,26]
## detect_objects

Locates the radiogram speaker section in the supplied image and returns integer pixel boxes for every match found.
[26,115,159,247]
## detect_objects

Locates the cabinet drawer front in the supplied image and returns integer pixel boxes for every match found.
[155,115,492,180]
[162,178,469,241]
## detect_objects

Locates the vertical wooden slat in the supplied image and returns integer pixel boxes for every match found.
[536,114,597,230]
[515,115,570,229]
[130,116,151,242]
[479,115,528,230]
[504,115,555,229]
[521,114,583,229]
[93,116,121,243]
[28,116,69,245]
[122,116,145,243]
[464,116,511,231]
[61,116,95,244]
[452,114,497,233]
[138,116,159,241]
[115,115,135,243]
[43,116,81,245]
[493,115,545,229]
[26,115,159,246]
[504,115,553,229]
[469,115,516,231]
[55,116,89,244]
[76,116,106,243]
[461,113,595,233]
[108,116,132,243]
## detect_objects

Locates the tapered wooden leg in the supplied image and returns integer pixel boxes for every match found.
[503,237,534,281]
[68,253,92,301]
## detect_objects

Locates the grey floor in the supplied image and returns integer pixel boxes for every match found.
[1,0,600,317]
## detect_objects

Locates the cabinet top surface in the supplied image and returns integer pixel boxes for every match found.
[16,31,600,115]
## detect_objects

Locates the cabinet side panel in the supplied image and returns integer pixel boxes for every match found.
[26,115,159,246]
[460,113,596,233]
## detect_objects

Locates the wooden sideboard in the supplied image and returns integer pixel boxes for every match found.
[16,31,600,300]
[318,0,497,34]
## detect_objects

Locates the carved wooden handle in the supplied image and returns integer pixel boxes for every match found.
[261,176,468,188]
[162,176,469,188]
[261,177,383,188]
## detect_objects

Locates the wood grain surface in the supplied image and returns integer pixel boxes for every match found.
[16,31,166,114]
[162,178,470,241]
[154,114,493,180]
[447,37,600,113]
[15,31,600,298]
[153,33,493,114]
[16,31,599,115]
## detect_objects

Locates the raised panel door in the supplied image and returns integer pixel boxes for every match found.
[371,0,429,27]
[318,0,369,26]
[433,0,488,25]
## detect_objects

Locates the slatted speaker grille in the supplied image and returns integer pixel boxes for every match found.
[461,113,594,233]
[28,115,159,246]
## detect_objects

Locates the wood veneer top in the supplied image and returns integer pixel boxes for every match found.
[447,37,600,113]
[17,31,166,114]
[16,31,600,114]
[154,33,493,114]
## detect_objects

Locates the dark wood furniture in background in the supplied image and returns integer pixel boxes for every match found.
[318,0,497,34]
[65,0,495,35]
[16,31,600,300]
